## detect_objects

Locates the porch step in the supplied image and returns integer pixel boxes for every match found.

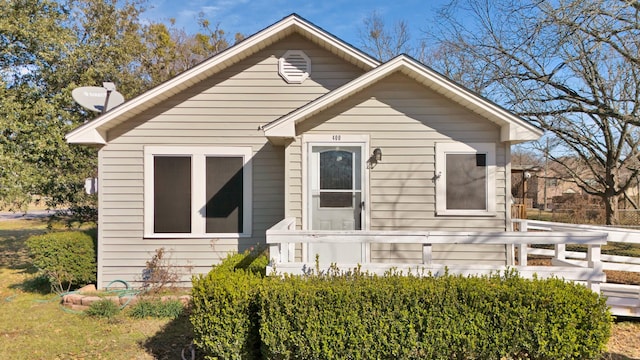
[601,283,640,317]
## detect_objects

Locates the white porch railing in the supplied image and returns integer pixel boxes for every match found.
[266,217,607,292]
[513,219,640,316]
[513,219,640,273]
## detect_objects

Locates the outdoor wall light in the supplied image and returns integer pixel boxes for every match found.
[373,148,382,162]
[367,148,383,169]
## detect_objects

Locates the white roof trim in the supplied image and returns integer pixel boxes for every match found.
[66,14,380,145]
[263,55,543,144]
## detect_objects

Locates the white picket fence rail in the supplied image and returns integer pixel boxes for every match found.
[514,219,640,317]
[266,217,607,292]
[514,219,640,273]
[266,217,640,316]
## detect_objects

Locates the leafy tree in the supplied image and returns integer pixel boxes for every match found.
[0,0,87,212]
[0,0,234,216]
[424,0,640,224]
[140,15,237,87]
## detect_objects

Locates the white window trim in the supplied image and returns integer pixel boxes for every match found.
[144,146,252,238]
[301,134,370,231]
[435,142,496,216]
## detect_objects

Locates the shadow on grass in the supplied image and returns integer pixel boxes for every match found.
[1,221,98,296]
[142,310,200,360]
[8,269,52,295]
[0,218,97,269]
[0,228,48,269]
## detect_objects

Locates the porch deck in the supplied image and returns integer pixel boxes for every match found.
[266,218,640,317]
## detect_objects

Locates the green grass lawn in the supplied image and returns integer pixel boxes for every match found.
[1,217,639,359]
[0,218,195,359]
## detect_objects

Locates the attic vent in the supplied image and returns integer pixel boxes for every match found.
[278,50,311,84]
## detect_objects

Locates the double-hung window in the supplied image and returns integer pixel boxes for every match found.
[435,142,496,216]
[144,146,252,238]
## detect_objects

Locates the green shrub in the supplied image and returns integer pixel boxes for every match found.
[85,299,120,318]
[190,249,268,360]
[25,231,96,293]
[258,271,611,360]
[191,264,611,360]
[128,299,184,319]
[210,247,269,276]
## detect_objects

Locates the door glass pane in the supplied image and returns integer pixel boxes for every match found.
[320,150,353,190]
[206,156,243,233]
[154,156,191,233]
[446,153,487,210]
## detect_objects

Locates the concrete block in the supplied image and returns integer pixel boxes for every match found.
[69,304,90,311]
[77,284,97,294]
[64,294,84,305]
[104,296,120,305]
[179,295,191,305]
[81,296,101,306]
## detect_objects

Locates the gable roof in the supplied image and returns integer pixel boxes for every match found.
[262,55,543,145]
[65,14,380,145]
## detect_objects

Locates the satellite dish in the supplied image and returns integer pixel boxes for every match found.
[72,86,125,113]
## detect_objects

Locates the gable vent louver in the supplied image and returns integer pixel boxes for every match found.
[279,50,311,84]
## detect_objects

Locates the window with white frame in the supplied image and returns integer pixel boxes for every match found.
[435,142,496,216]
[144,146,252,237]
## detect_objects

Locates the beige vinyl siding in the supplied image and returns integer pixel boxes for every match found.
[96,34,365,288]
[288,72,508,265]
[370,243,423,264]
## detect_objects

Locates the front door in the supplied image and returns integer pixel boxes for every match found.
[308,143,365,264]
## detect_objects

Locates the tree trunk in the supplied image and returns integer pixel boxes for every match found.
[604,195,618,225]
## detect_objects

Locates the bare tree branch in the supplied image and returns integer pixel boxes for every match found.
[426,0,640,224]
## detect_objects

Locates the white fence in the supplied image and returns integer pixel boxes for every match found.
[514,219,640,317]
[266,217,607,292]
[514,219,640,273]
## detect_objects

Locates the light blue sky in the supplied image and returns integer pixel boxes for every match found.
[143,0,447,48]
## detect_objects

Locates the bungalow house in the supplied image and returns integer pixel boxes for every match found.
[66,14,543,288]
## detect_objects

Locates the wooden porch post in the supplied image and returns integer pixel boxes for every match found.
[587,244,603,293]
[422,244,432,265]
[517,220,528,266]
[269,244,281,265]
[555,244,566,261]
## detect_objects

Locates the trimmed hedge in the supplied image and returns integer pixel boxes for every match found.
[191,250,268,359]
[26,231,96,292]
[259,272,611,360]
[128,299,185,319]
[191,258,611,360]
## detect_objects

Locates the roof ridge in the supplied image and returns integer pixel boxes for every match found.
[66,14,380,144]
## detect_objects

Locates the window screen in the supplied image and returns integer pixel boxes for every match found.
[154,156,191,233]
[445,153,487,210]
[206,156,243,233]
